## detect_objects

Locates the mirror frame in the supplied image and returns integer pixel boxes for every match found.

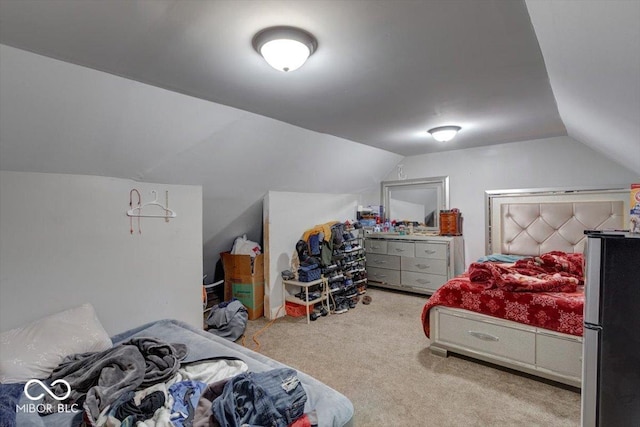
[381,176,449,230]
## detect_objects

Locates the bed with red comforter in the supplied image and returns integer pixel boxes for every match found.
[422,251,586,387]
[422,251,585,338]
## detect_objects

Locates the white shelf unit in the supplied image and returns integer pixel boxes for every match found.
[283,277,329,324]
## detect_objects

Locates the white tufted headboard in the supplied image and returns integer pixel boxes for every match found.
[499,201,623,255]
[486,187,629,256]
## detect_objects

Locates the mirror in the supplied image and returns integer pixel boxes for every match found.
[381,176,449,230]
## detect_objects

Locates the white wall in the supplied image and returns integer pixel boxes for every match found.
[0,171,203,335]
[384,136,638,266]
[263,191,359,319]
[0,45,404,284]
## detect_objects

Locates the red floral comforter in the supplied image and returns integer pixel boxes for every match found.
[421,252,585,338]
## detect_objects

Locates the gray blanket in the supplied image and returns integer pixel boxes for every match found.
[12,319,353,427]
[42,337,187,422]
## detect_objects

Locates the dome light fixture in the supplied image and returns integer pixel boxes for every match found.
[252,26,318,72]
[428,125,461,142]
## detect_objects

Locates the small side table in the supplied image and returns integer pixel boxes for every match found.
[282,277,329,324]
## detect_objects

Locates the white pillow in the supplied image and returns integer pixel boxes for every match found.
[0,303,112,383]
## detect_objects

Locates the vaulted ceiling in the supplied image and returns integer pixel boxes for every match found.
[1,0,639,278]
[0,0,637,172]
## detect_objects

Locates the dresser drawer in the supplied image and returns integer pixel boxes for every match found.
[436,309,536,364]
[365,239,388,254]
[366,253,400,270]
[401,271,448,293]
[367,266,401,284]
[414,242,447,260]
[401,257,448,275]
[387,241,415,257]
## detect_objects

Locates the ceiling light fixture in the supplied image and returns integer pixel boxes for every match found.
[252,26,317,72]
[428,126,461,142]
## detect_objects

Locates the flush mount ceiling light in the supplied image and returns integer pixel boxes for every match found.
[252,26,317,72]
[428,126,461,142]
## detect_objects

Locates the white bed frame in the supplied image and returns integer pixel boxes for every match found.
[429,187,629,388]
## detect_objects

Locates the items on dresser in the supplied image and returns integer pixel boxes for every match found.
[439,209,463,236]
[365,234,464,295]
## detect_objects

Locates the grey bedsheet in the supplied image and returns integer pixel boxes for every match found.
[14,319,354,427]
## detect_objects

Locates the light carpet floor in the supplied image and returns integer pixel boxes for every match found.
[237,287,581,426]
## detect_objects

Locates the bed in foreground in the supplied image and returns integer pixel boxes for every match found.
[422,252,586,387]
[1,308,353,427]
[421,187,628,388]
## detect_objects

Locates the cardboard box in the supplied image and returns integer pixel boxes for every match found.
[221,252,264,300]
[221,252,264,277]
[231,281,264,320]
[631,184,640,233]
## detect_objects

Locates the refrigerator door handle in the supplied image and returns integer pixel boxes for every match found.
[584,237,602,325]
[581,326,600,427]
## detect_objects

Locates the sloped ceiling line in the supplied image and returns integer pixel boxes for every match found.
[525,0,640,174]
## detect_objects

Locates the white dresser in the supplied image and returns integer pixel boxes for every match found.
[365,233,464,294]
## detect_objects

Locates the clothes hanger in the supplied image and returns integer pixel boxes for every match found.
[127,190,177,218]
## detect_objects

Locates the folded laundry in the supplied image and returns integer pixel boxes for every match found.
[298,269,321,282]
[298,263,321,282]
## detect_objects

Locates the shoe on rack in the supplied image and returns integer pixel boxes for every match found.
[313,306,329,317]
[334,302,349,314]
[322,264,339,274]
[344,287,357,299]
[329,273,344,283]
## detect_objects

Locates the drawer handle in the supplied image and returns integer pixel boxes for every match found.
[424,250,436,254]
[375,274,387,278]
[416,264,430,269]
[468,331,499,342]
[374,260,386,265]
[394,248,405,252]
[372,245,382,249]
[416,279,431,284]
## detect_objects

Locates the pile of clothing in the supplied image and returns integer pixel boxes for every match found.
[36,337,310,427]
[298,262,321,282]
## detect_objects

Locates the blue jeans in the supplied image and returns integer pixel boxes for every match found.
[212,368,307,427]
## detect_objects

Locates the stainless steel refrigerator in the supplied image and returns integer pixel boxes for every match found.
[582,231,640,427]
